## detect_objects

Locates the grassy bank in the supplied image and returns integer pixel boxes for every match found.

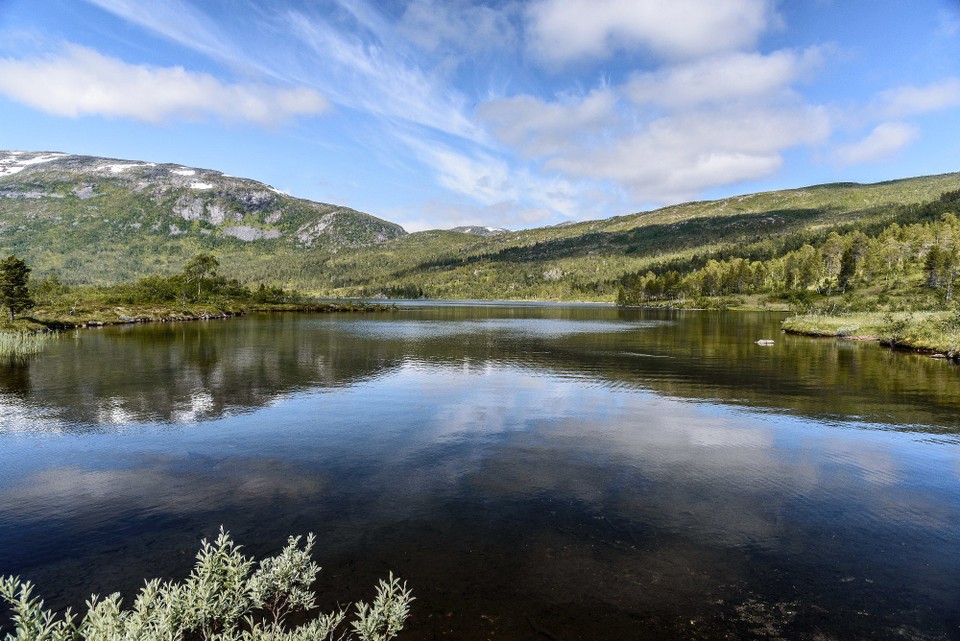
[0,331,58,363]
[0,298,395,333]
[782,310,960,357]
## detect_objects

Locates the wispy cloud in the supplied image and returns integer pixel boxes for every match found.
[0,44,328,125]
[401,133,600,222]
[84,0,484,142]
[281,8,484,142]
[831,122,919,166]
[29,0,952,230]
[84,0,260,73]
[878,78,960,118]
[397,0,520,57]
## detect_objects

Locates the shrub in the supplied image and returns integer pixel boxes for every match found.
[1,528,413,641]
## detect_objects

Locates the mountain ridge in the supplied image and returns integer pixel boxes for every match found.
[2,150,958,301]
[0,150,407,284]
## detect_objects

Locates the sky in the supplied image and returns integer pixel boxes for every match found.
[0,0,958,232]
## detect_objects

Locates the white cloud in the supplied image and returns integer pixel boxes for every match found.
[397,0,519,56]
[479,6,837,208]
[546,106,830,202]
[87,0,485,142]
[879,78,960,118]
[422,147,519,206]
[478,88,618,157]
[0,44,329,126]
[831,122,919,165]
[526,0,776,65]
[480,69,831,205]
[402,135,597,220]
[625,48,825,108]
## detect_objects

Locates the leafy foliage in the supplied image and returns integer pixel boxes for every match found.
[616,196,960,313]
[1,528,413,641]
[0,255,34,321]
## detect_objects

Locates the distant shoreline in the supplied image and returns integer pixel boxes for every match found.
[7,300,396,333]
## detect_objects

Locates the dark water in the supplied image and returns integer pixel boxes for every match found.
[1,304,959,640]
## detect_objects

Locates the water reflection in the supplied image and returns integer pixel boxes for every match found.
[1,306,959,640]
[1,308,958,431]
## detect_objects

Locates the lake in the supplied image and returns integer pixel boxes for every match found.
[1,304,959,640]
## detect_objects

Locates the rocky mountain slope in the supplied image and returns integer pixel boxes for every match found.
[449,225,509,237]
[0,150,405,283]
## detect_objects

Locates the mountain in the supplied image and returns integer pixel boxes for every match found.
[0,151,405,284]
[307,172,960,300]
[2,150,959,301]
[449,225,509,237]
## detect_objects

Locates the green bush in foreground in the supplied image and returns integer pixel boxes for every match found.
[1,529,413,641]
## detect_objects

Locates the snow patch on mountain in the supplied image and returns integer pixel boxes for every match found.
[0,151,68,177]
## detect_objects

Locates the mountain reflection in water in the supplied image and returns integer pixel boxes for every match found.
[1,305,959,640]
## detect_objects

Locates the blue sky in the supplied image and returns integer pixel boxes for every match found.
[0,0,958,231]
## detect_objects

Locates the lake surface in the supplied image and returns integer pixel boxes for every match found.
[1,304,959,640]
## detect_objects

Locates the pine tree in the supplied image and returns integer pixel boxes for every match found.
[0,254,34,322]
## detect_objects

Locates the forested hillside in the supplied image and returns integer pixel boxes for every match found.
[2,150,958,304]
[616,189,960,311]
[291,173,960,301]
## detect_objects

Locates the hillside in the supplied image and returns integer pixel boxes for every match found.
[0,151,405,284]
[288,172,960,300]
[2,150,959,302]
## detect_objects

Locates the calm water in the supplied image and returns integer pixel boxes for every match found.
[1,304,959,640]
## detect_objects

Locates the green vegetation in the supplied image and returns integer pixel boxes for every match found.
[1,528,412,641]
[4,151,960,355]
[612,188,960,355]
[1,253,391,333]
[0,255,34,322]
[783,310,960,356]
[295,173,960,301]
[615,189,960,305]
[0,331,56,364]
[4,152,959,302]
[0,153,404,289]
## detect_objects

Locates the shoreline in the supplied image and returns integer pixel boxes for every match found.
[781,312,959,361]
[782,327,958,361]
[3,301,396,333]
[6,298,958,363]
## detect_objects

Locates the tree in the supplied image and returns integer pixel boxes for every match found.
[0,254,34,322]
[182,253,221,299]
[838,232,869,293]
[925,245,959,299]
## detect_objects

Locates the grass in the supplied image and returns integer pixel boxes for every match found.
[0,331,57,364]
[782,310,960,356]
